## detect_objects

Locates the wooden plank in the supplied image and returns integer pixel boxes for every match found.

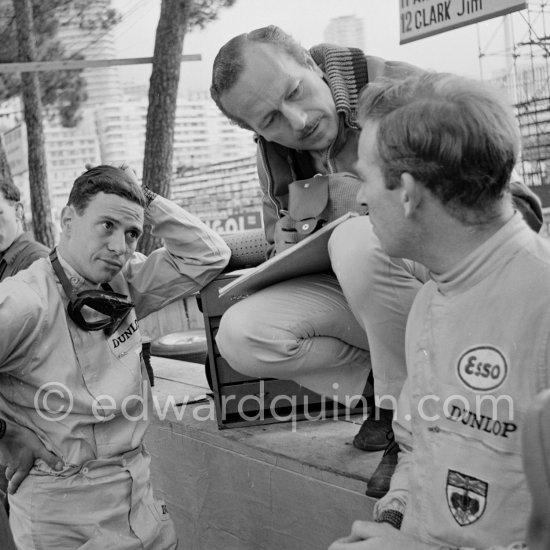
[0,55,201,73]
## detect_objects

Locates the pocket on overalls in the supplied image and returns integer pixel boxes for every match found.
[410,426,529,548]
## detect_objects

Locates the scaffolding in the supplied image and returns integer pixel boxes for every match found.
[479,0,550,212]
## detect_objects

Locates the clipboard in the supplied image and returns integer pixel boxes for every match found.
[218,212,357,298]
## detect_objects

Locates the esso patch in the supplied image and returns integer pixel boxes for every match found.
[457,346,507,392]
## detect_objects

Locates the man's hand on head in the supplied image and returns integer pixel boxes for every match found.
[117,162,158,205]
[0,418,62,494]
[118,162,140,186]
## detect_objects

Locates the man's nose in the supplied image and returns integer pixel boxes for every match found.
[281,102,307,131]
[108,231,127,255]
[356,183,368,206]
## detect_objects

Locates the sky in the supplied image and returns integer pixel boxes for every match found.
[111,0,526,94]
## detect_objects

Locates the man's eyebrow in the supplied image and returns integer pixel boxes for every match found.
[100,215,142,232]
[100,214,126,226]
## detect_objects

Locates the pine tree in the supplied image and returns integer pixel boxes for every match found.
[139,0,235,254]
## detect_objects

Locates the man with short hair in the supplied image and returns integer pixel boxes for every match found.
[0,178,49,546]
[0,165,230,549]
[330,72,550,549]
[210,26,542,497]
[0,179,49,281]
[0,182,50,469]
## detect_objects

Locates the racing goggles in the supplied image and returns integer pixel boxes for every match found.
[50,249,134,336]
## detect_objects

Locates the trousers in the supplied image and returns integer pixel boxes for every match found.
[329,216,429,404]
[9,448,177,550]
[0,503,15,550]
[216,215,429,407]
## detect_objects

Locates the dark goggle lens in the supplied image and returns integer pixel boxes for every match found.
[67,291,134,335]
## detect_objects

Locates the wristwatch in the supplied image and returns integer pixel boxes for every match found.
[142,186,158,208]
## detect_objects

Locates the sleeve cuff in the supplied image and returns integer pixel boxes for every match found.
[375,509,403,530]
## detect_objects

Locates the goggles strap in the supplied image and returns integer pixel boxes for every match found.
[50,248,79,300]
[50,248,115,296]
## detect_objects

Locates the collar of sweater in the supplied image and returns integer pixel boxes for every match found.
[309,43,368,129]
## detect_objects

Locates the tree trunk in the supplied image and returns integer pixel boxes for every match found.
[13,0,54,247]
[0,138,13,185]
[139,0,191,255]
[0,139,28,229]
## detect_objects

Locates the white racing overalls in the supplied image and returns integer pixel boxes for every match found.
[0,195,230,549]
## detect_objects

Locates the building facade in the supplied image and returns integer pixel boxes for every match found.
[56,0,123,107]
[2,110,102,222]
[94,88,257,179]
[172,155,263,234]
[324,15,365,49]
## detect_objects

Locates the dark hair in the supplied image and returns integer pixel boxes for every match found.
[358,72,520,225]
[0,179,21,202]
[210,25,311,129]
[68,165,146,214]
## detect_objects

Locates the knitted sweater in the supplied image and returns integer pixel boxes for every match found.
[309,43,369,129]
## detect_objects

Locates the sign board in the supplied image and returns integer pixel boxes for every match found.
[399,0,528,44]
[206,212,262,234]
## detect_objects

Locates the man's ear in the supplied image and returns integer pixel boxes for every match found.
[60,205,75,236]
[400,172,423,218]
[306,54,323,76]
[14,202,24,221]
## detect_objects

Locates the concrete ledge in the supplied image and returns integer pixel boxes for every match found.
[145,358,379,550]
